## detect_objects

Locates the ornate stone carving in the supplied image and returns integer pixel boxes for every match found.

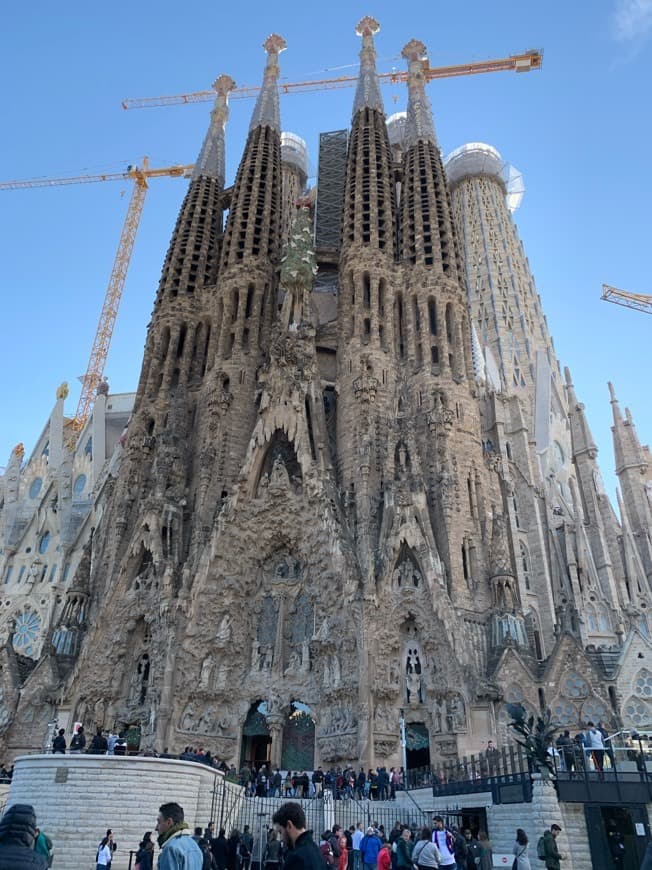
[374,703,396,734]
[445,694,467,733]
[353,358,379,403]
[405,647,423,704]
[319,704,357,736]
[179,700,232,736]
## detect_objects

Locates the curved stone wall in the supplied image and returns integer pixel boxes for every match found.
[6,754,243,870]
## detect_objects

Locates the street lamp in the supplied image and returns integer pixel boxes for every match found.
[399,708,407,785]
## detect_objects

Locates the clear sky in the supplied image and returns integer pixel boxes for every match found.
[1,0,650,506]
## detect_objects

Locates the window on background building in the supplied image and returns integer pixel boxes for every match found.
[39,532,50,555]
[4,566,13,584]
[62,563,71,583]
[29,478,43,499]
[73,474,87,496]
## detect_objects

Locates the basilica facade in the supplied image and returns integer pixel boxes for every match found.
[0,19,650,770]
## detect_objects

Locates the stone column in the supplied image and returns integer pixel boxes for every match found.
[267,717,284,769]
[530,773,575,869]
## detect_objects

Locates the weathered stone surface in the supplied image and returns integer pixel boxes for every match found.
[0,26,650,771]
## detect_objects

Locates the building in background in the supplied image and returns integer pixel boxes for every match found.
[0,20,650,769]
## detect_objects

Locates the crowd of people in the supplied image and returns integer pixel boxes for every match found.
[0,797,645,870]
[264,804,576,870]
[551,720,614,774]
[235,765,405,801]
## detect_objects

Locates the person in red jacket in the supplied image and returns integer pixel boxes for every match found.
[377,843,392,870]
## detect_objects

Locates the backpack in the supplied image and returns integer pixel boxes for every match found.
[537,836,546,861]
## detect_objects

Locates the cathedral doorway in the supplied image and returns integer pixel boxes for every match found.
[405,722,430,771]
[281,702,315,771]
[241,701,272,768]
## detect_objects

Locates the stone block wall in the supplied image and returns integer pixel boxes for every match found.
[6,754,243,870]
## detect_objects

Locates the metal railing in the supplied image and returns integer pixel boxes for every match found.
[551,732,652,804]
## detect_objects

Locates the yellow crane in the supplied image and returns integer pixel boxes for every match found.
[122,49,542,110]
[0,158,193,436]
[601,284,652,315]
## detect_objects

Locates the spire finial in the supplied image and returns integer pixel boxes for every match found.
[192,73,236,183]
[608,381,618,403]
[353,17,384,115]
[402,38,437,147]
[249,34,286,133]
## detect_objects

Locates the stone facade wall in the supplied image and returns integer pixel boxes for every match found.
[7,754,243,870]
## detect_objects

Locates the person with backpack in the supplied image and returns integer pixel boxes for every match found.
[320,832,335,867]
[34,827,53,868]
[538,825,564,870]
[431,817,457,869]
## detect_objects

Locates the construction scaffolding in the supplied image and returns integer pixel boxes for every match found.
[315,130,348,253]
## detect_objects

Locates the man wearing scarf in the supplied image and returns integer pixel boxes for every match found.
[156,803,203,869]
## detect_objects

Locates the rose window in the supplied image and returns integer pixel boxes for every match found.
[561,672,589,699]
[634,669,652,698]
[623,696,652,729]
[12,610,42,656]
[581,698,608,724]
[552,699,577,726]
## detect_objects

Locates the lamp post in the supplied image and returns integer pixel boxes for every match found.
[399,708,407,788]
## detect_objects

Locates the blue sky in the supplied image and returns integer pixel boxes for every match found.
[1,0,650,505]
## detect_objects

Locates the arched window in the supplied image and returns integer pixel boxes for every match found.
[519,542,530,590]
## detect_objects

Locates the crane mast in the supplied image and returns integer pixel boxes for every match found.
[1,159,193,439]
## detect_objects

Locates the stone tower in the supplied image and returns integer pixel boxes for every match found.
[2,21,651,767]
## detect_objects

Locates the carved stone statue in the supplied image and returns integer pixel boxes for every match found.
[433,696,446,733]
[215,615,233,644]
[181,702,196,732]
[199,656,213,689]
[446,694,466,732]
[405,648,423,704]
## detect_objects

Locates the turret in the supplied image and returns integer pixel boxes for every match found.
[134,75,235,426]
[193,35,286,522]
[336,18,398,581]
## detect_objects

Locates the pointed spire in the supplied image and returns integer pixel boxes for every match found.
[608,381,622,420]
[609,381,646,473]
[249,34,286,133]
[401,39,437,148]
[565,367,598,458]
[353,17,384,115]
[192,74,236,184]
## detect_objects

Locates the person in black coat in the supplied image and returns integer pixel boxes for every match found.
[213,828,229,870]
[227,830,241,870]
[0,803,48,869]
[88,728,109,754]
[52,729,66,754]
[272,803,323,870]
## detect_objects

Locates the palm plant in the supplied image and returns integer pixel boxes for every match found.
[505,703,559,775]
